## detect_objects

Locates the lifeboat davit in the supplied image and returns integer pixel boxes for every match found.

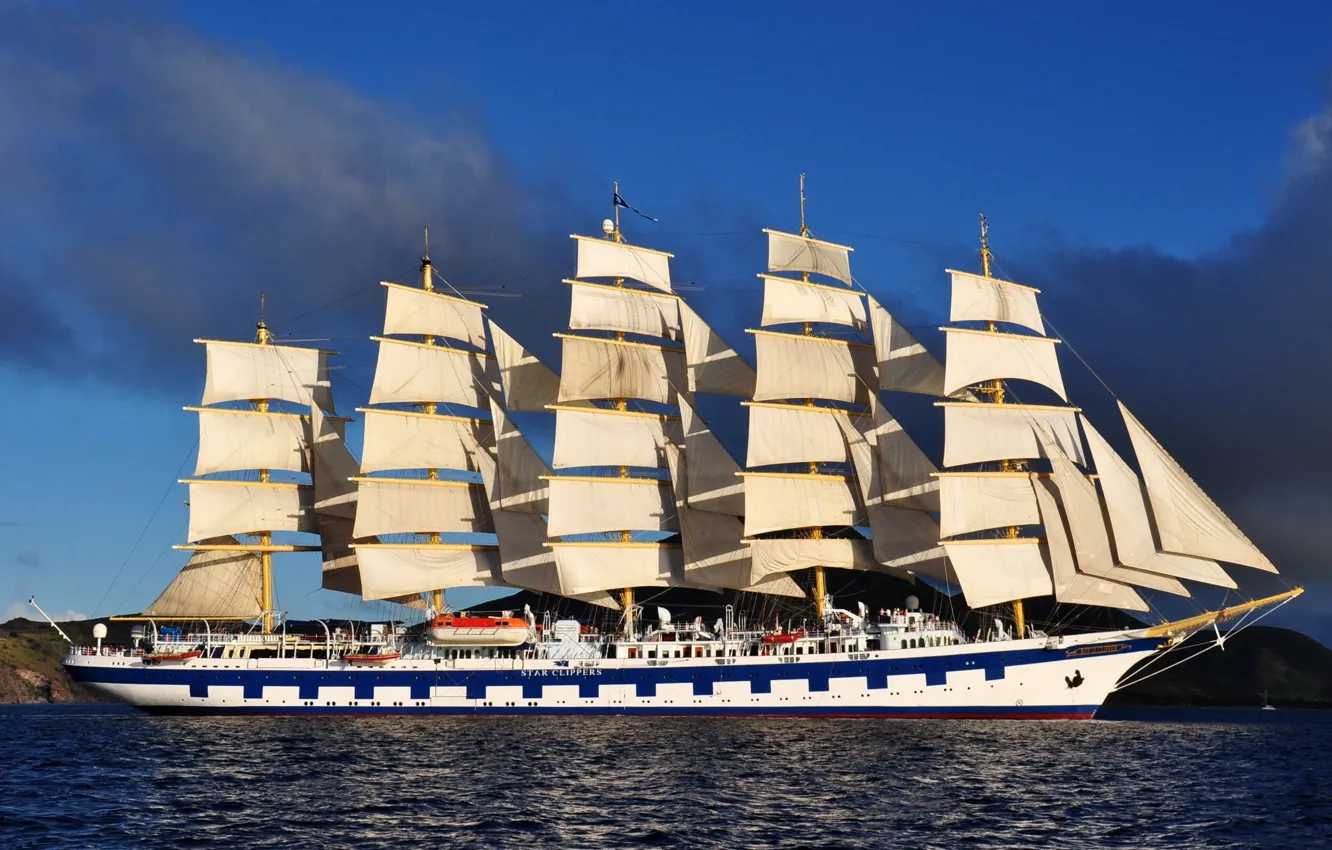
[143,650,203,663]
[426,615,529,647]
[344,650,401,664]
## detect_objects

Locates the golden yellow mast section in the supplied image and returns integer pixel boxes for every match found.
[799,174,828,620]
[417,228,447,615]
[253,293,277,634]
[610,181,636,634]
[977,215,1026,639]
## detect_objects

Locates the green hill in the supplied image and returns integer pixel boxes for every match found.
[1106,625,1332,708]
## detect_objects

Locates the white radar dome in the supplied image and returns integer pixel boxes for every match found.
[602,218,615,235]
[92,623,108,639]
[905,595,920,611]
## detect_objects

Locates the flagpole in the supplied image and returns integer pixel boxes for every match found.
[613,180,622,242]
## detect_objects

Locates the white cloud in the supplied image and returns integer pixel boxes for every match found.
[3,601,86,622]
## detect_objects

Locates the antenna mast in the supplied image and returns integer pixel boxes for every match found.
[799,173,809,237]
[979,213,993,278]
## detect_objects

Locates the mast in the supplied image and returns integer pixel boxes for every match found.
[742,175,874,622]
[254,294,276,633]
[351,233,505,606]
[799,174,828,618]
[549,184,686,636]
[612,181,634,637]
[419,229,446,614]
[178,296,331,632]
[978,215,1025,638]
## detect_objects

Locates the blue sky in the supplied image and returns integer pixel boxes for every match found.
[2,1,1329,638]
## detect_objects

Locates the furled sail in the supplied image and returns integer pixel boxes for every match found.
[941,402,1086,468]
[759,275,867,332]
[545,476,678,537]
[490,321,560,412]
[1042,435,1189,596]
[764,229,853,285]
[358,409,488,475]
[489,399,550,515]
[368,337,497,409]
[1119,403,1276,572]
[193,408,310,476]
[678,396,745,516]
[749,330,876,405]
[1031,476,1149,611]
[573,234,673,293]
[948,270,1045,335]
[567,280,681,341]
[941,540,1053,609]
[551,405,680,470]
[740,473,864,537]
[1081,417,1236,587]
[664,443,803,597]
[199,340,333,412]
[679,300,756,397]
[941,327,1067,401]
[143,537,263,618]
[556,334,686,405]
[867,296,946,396]
[184,480,315,543]
[381,282,488,348]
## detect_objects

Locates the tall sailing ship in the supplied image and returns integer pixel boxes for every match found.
[57,182,1300,718]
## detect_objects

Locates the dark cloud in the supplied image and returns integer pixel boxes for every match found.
[16,551,40,570]
[1011,100,1332,584]
[0,3,574,395]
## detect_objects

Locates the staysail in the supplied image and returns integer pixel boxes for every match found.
[1080,416,1236,587]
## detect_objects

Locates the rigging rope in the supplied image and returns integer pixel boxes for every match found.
[93,441,199,618]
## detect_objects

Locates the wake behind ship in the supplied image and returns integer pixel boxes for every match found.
[56,182,1301,717]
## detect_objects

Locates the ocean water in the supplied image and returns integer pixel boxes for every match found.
[1,705,1328,849]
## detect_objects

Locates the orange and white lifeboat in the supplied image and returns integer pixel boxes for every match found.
[344,650,402,664]
[143,649,203,664]
[426,614,529,647]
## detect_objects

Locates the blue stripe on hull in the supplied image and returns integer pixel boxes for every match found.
[136,704,1103,720]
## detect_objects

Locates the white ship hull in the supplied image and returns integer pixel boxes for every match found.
[66,631,1163,719]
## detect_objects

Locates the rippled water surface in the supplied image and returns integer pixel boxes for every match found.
[2,705,1329,849]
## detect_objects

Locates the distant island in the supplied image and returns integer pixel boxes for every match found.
[2,614,1328,708]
